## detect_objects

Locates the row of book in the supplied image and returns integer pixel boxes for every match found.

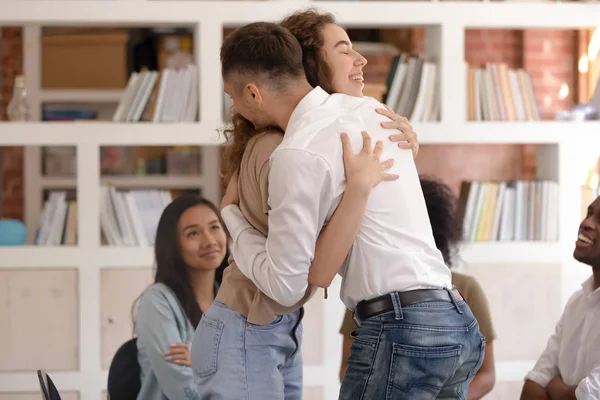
[467,63,540,122]
[35,191,77,246]
[38,181,559,247]
[457,180,559,242]
[101,186,174,246]
[34,188,183,246]
[113,64,198,123]
[382,53,440,123]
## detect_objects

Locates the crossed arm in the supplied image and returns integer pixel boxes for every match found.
[521,313,599,400]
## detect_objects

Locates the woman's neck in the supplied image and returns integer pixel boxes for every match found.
[189,268,216,313]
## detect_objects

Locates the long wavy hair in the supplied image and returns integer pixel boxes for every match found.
[221,9,336,182]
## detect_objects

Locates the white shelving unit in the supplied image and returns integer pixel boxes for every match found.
[0,1,595,399]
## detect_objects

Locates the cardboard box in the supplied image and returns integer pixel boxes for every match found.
[42,30,129,89]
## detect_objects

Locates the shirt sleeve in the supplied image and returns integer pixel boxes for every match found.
[575,362,600,400]
[523,312,564,388]
[135,289,199,400]
[221,148,334,307]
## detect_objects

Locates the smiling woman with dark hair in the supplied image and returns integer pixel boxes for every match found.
[134,194,229,400]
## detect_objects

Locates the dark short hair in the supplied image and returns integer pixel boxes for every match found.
[220,21,306,91]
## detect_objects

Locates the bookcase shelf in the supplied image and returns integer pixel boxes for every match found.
[41,175,205,189]
[0,242,562,269]
[2,120,598,146]
[3,1,600,28]
[0,2,591,399]
[0,122,225,145]
[0,246,79,268]
[40,89,123,103]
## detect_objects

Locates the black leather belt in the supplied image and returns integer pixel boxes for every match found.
[353,288,463,326]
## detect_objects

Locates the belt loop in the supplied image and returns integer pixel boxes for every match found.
[390,292,403,320]
[352,310,361,328]
[447,287,463,314]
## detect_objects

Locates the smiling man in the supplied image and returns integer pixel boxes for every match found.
[520,197,600,400]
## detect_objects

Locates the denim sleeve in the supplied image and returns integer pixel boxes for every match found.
[136,288,200,400]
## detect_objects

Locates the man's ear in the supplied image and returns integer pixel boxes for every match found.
[245,83,263,105]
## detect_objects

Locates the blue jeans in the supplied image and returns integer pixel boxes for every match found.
[191,299,303,400]
[339,289,485,400]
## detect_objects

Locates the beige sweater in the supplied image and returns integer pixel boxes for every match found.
[217,131,317,325]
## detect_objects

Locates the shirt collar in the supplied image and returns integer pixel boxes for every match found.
[581,276,600,302]
[286,86,330,133]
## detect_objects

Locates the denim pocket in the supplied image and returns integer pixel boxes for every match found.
[387,342,462,399]
[192,316,224,378]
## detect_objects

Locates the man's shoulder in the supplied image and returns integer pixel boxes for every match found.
[563,285,587,310]
[272,95,384,162]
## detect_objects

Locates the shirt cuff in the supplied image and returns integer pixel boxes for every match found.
[221,205,253,241]
[576,377,599,400]
[524,370,552,388]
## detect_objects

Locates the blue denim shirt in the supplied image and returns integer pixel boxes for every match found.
[135,283,200,400]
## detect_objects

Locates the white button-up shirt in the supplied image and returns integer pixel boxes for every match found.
[525,276,600,399]
[221,87,451,309]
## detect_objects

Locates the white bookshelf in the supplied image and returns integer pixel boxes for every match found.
[40,89,124,103]
[0,1,593,399]
[40,174,206,189]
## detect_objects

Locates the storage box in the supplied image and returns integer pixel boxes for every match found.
[42,30,129,89]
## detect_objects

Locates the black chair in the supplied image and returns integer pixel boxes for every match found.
[107,337,141,400]
[37,370,62,400]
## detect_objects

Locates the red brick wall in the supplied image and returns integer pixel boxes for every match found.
[1,27,24,220]
[524,29,577,120]
[465,29,523,68]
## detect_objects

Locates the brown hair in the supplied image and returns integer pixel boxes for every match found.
[221,12,336,181]
[220,21,305,92]
[280,9,336,94]
[220,22,306,181]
